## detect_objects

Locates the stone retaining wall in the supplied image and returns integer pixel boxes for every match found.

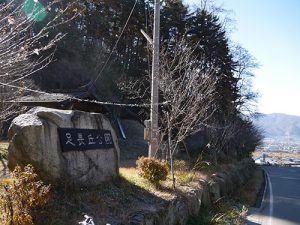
[128,159,254,225]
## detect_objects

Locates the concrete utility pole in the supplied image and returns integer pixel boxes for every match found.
[149,0,160,158]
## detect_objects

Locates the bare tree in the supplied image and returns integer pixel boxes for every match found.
[205,116,241,164]
[117,38,218,187]
[232,44,260,116]
[158,39,217,188]
[202,44,260,162]
[206,112,264,164]
[0,0,75,125]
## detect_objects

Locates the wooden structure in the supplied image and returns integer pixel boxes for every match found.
[14,82,143,140]
[17,83,109,113]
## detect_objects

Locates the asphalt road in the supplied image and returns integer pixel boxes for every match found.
[249,166,300,225]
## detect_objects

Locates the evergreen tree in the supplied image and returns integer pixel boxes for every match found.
[34,0,149,100]
[160,0,188,47]
[185,9,239,119]
[28,0,262,160]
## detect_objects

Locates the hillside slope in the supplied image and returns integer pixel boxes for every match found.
[254,113,300,138]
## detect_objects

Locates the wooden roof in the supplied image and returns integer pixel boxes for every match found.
[17,82,99,104]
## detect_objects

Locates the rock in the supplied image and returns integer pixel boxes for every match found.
[8,107,120,186]
[209,180,221,202]
[129,212,145,225]
[186,188,204,215]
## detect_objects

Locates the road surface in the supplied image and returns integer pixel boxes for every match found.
[248,166,300,225]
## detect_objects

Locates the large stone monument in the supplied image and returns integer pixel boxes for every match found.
[8,107,120,186]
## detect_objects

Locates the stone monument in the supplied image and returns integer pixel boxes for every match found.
[8,107,120,186]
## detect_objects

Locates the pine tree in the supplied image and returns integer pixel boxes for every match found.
[186,9,239,114]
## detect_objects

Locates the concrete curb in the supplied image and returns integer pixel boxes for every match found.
[246,167,269,225]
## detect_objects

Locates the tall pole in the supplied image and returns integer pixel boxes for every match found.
[149,0,160,158]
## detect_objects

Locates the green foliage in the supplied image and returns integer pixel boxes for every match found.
[211,199,246,225]
[136,157,168,184]
[192,153,211,171]
[172,160,194,185]
[0,165,51,225]
[35,0,149,92]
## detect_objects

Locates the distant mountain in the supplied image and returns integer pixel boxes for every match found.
[254,113,300,139]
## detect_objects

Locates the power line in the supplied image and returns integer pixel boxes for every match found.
[93,0,138,83]
[0,81,167,108]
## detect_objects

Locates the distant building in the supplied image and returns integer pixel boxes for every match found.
[254,153,274,165]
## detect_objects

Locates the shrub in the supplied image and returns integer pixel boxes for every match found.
[136,157,168,184]
[173,160,189,171]
[0,165,51,225]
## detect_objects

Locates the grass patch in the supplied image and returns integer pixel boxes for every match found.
[120,167,156,191]
[188,199,247,225]
[0,142,8,160]
[176,170,194,185]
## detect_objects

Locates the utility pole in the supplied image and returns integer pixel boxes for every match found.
[149,0,160,158]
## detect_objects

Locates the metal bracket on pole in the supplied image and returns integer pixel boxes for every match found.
[140,29,153,45]
[144,120,151,142]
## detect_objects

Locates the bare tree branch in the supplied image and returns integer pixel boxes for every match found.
[158,39,217,155]
[0,0,77,122]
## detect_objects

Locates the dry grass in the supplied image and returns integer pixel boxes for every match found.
[188,198,248,225]
[42,165,211,225]
[120,161,213,201]
[0,142,9,181]
[0,165,51,225]
[0,142,8,157]
[0,163,251,225]
[32,175,168,225]
[120,167,184,200]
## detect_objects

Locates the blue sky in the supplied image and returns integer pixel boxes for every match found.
[185,0,300,116]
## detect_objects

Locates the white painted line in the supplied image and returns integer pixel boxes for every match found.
[266,172,274,225]
[259,170,269,212]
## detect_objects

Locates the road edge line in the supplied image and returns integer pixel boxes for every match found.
[258,169,269,212]
[264,169,273,225]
